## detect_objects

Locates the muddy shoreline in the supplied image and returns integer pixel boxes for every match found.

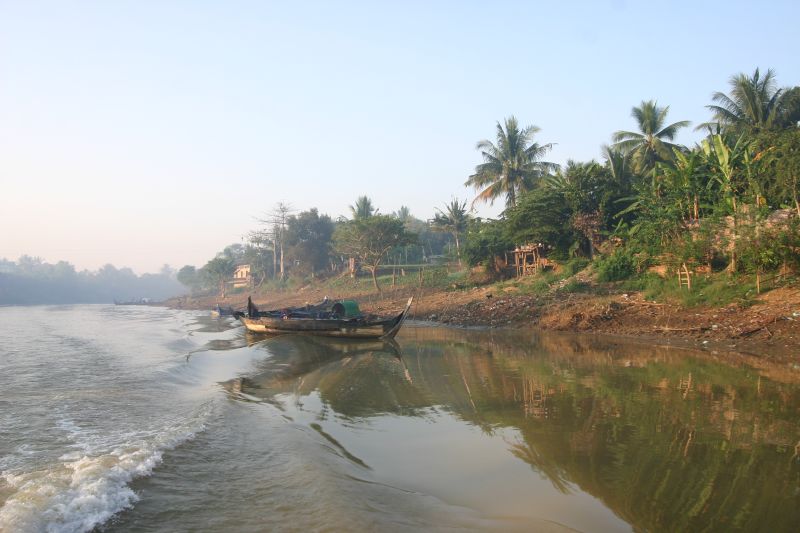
[165,282,800,365]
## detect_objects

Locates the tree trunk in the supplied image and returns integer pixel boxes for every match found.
[279,240,285,280]
[729,196,738,273]
[454,233,462,267]
[370,265,381,293]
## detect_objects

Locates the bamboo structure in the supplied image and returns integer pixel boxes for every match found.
[513,244,545,277]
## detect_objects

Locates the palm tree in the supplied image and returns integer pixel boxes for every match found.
[702,68,798,133]
[349,196,376,220]
[394,205,412,223]
[466,116,558,209]
[701,133,753,272]
[602,145,632,186]
[612,100,690,175]
[432,199,470,265]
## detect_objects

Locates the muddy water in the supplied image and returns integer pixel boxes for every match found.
[1,306,798,532]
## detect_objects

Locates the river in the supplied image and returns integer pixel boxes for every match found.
[1,305,798,532]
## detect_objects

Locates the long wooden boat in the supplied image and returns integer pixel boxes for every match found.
[238,297,413,339]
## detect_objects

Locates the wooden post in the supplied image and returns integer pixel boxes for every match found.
[392,268,397,287]
[418,267,424,287]
[756,268,761,294]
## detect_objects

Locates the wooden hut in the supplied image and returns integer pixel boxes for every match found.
[512,244,546,277]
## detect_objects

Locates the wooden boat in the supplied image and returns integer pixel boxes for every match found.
[238,297,413,339]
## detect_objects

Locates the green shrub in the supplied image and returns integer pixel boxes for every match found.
[559,279,592,293]
[562,258,590,277]
[596,250,637,282]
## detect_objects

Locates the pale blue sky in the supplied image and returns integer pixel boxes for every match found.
[1,0,798,273]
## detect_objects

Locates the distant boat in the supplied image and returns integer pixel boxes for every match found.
[238,297,413,339]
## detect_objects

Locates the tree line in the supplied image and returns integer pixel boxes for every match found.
[182,68,799,296]
[178,199,460,294]
[0,257,183,304]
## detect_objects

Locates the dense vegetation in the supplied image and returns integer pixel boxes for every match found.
[179,67,799,304]
[463,68,800,295]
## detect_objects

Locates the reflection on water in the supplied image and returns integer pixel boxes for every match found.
[222,327,800,532]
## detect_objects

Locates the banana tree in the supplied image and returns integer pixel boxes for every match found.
[659,149,705,222]
[701,134,751,271]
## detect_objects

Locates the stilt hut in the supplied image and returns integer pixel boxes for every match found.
[512,244,545,277]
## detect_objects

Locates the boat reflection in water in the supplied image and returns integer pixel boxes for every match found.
[224,334,412,410]
[221,327,800,532]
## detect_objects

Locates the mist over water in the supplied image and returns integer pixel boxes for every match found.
[1,306,798,532]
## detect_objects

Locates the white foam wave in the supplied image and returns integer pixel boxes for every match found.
[0,404,212,533]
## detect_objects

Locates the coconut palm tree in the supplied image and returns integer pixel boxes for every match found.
[466,116,558,209]
[349,196,377,220]
[701,68,798,133]
[602,145,632,186]
[612,100,690,175]
[432,199,470,265]
[394,205,412,223]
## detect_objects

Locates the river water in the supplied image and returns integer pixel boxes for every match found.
[1,305,798,532]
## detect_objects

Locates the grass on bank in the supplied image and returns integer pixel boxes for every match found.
[240,256,789,312]
[620,273,760,308]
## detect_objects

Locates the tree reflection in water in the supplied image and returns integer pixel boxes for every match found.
[222,328,800,532]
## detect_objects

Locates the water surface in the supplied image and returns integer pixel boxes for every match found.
[1,305,798,532]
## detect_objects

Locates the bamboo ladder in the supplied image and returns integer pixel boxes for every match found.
[677,263,692,291]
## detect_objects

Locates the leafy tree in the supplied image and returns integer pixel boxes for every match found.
[200,255,235,298]
[333,215,415,291]
[431,199,470,265]
[462,218,514,268]
[466,116,557,208]
[703,68,800,133]
[612,100,690,174]
[284,208,335,277]
[350,195,377,220]
[177,265,200,292]
[755,128,800,215]
[506,186,580,259]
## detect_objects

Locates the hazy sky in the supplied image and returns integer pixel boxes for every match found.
[1,1,798,273]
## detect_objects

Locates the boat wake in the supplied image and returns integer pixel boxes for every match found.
[0,402,214,533]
